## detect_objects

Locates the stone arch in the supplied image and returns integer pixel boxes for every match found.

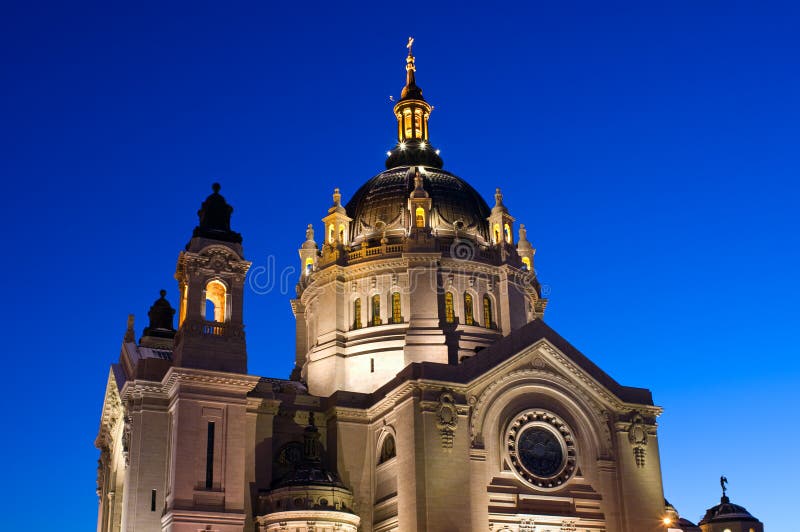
[470,367,613,481]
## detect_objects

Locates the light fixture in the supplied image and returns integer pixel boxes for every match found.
[662,517,673,526]
[435,149,440,155]
[419,141,426,150]
[386,151,392,156]
[400,142,406,150]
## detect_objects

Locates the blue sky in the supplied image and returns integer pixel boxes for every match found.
[2,1,798,529]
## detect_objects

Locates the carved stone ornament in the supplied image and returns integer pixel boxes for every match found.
[627,413,648,468]
[435,392,458,449]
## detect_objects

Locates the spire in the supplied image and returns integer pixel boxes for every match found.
[386,38,443,169]
[720,475,729,503]
[401,36,423,101]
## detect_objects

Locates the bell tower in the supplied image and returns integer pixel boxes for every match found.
[172,183,251,374]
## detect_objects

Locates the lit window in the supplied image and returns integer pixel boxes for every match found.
[504,223,512,244]
[328,224,335,244]
[445,292,455,323]
[179,284,188,326]
[338,223,346,244]
[353,298,362,329]
[413,110,422,138]
[205,280,227,322]
[304,257,314,274]
[415,206,425,227]
[372,294,381,326]
[379,434,396,464]
[403,110,412,138]
[493,223,501,244]
[521,256,531,271]
[483,295,493,329]
[464,293,474,326]
[391,292,402,324]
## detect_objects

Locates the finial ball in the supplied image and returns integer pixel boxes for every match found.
[159,289,167,298]
[212,183,221,193]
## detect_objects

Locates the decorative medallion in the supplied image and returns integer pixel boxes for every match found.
[435,392,459,449]
[506,410,576,489]
[627,413,648,468]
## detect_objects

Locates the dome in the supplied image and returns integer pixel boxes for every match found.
[698,496,760,525]
[345,166,492,243]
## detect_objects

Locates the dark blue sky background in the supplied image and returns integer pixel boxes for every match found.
[2,1,798,529]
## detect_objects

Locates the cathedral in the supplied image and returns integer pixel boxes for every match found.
[95,41,764,532]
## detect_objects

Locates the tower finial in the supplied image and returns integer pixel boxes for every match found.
[401,37,422,89]
[720,475,729,501]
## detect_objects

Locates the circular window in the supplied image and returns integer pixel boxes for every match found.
[506,410,576,489]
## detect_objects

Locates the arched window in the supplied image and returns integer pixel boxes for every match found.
[504,223,512,243]
[464,292,474,326]
[328,224,335,244]
[353,298,362,329]
[304,257,314,275]
[444,292,455,323]
[379,434,396,464]
[483,295,493,329]
[403,110,412,138]
[205,280,227,322]
[415,206,425,227]
[493,223,501,244]
[391,292,402,324]
[338,223,346,244]
[521,256,531,271]
[372,294,381,326]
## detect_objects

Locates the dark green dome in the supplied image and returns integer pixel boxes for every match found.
[345,166,492,242]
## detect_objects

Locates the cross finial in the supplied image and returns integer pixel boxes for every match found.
[407,36,414,55]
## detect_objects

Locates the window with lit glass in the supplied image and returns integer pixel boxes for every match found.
[493,223,501,244]
[353,298,362,329]
[205,280,227,322]
[328,224,335,244]
[521,256,531,271]
[445,292,455,323]
[415,206,425,227]
[403,110,412,138]
[483,295,493,329]
[464,293,474,326]
[372,294,381,326]
[391,292,402,324]
[504,223,512,244]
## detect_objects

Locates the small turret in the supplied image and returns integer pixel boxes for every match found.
[517,224,535,271]
[299,224,318,276]
[322,188,352,248]
[191,183,242,245]
[488,187,515,246]
[140,290,177,349]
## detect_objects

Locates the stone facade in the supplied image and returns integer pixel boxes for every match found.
[95,42,762,532]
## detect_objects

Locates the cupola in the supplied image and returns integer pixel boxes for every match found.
[385,38,444,169]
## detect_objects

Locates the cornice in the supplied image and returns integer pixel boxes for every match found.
[162,367,260,397]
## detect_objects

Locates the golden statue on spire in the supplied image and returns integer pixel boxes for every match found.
[407,36,414,55]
